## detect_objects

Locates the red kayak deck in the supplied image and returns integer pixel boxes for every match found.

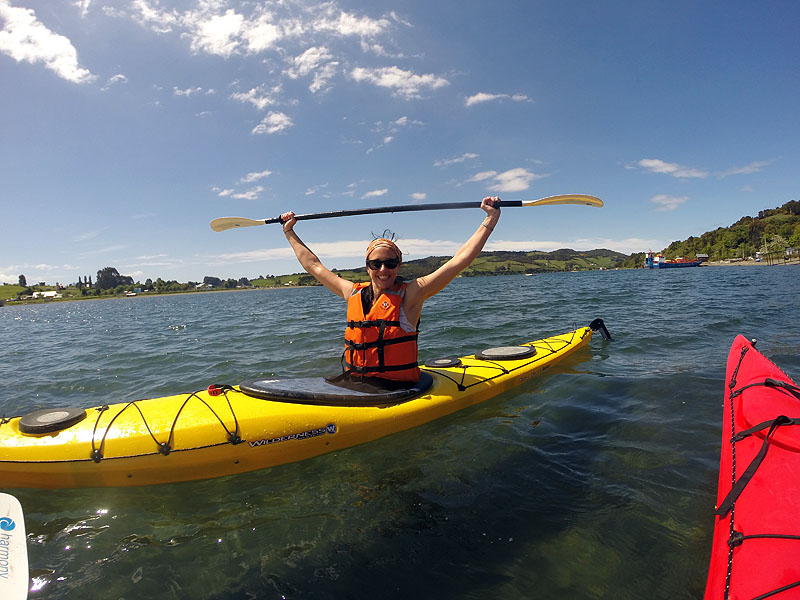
[705,336,800,600]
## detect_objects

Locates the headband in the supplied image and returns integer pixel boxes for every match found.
[366,238,402,261]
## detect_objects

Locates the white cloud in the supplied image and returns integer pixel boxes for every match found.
[360,40,388,56]
[230,186,264,200]
[350,66,448,99]
[411,192,426,201]
[0,1,95,83]
[469,168,544,192]
[313,10,390,37]
[285,46,339,93]
[637,158,708,179]
[376,115,423,131]
[252,111,293,135]
[489,168,544,192]
[186,8,244,58]
[372,115,423,138]
[0,263,80,285]
[130,0,179,34]
[74,1,92,19]
[101,73,127,91]
[286,45,332,77]
[241,11,283,53]
[214,187,234,197]
[389,11,413,28]
[240,169,272,183]
[469,170,497,182]
[650,194,688,212]
[173,86,204,96]
[434,153,478,167]
[211,238,380,264]
[465,92,531,107]
[362,188,388,199]
[230,85,280,110]
[308,62,338,93]
[131,2,390,61]
[305,183,329,196]
[718,160,774,178]
[366,115,423,153]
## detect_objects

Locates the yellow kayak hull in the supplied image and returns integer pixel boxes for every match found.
[0,326,593,488]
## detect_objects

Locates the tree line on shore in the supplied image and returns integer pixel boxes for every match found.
[9,269,257,300]
[663,200,799,261]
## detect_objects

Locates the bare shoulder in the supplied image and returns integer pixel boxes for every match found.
[403,277,426,301]
[404,276,434,309]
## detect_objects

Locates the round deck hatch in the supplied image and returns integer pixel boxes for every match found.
[475,346,537,360]
[19,407,87,434]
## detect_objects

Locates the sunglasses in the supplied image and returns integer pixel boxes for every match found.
[366,258,399,270]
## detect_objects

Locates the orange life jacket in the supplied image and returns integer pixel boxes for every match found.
[344,282,420,382]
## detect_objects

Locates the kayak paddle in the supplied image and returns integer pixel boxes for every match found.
[0,493,29,600]
[210,194,603,232]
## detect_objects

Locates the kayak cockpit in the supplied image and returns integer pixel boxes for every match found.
[239,372,435,407]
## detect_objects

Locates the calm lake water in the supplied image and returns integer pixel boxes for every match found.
[1,266,799,599]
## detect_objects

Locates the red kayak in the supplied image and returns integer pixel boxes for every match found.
[705,336,800,599]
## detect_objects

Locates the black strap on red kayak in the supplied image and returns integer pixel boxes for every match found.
[732,377,800,402]
[715,414,795,517]
[716,377,800,514]
[731,415,800,443]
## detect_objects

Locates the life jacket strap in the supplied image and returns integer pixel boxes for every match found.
[345,332,419,352]
[347,319,402,329]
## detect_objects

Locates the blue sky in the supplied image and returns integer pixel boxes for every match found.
[1,0,798,284]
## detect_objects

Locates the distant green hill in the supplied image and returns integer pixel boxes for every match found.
[660,199,800,261]
[250,248,630,288]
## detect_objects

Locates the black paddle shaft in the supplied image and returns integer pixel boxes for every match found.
[263,200,521,224]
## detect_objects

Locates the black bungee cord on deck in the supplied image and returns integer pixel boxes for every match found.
[89,385,243,462]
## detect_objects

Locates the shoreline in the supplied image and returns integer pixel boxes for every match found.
[0,285,309,307]
[3,259,798,307]
[703,257,800,267]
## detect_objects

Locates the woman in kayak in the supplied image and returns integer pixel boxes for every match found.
[280,196,501,384]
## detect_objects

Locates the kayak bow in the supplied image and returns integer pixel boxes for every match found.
[705,336,800,599]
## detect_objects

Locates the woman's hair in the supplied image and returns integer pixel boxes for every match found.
[366,229,402,260]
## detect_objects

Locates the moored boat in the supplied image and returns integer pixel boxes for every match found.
[644,251,702,268]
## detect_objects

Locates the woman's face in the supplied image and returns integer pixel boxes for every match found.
[366,247,400,292]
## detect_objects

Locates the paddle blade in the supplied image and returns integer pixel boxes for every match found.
[521,194,603,208]
[210,217,268,232]
[0,493,28,600]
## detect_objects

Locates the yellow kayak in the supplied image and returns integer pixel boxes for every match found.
[0,321,609,488]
